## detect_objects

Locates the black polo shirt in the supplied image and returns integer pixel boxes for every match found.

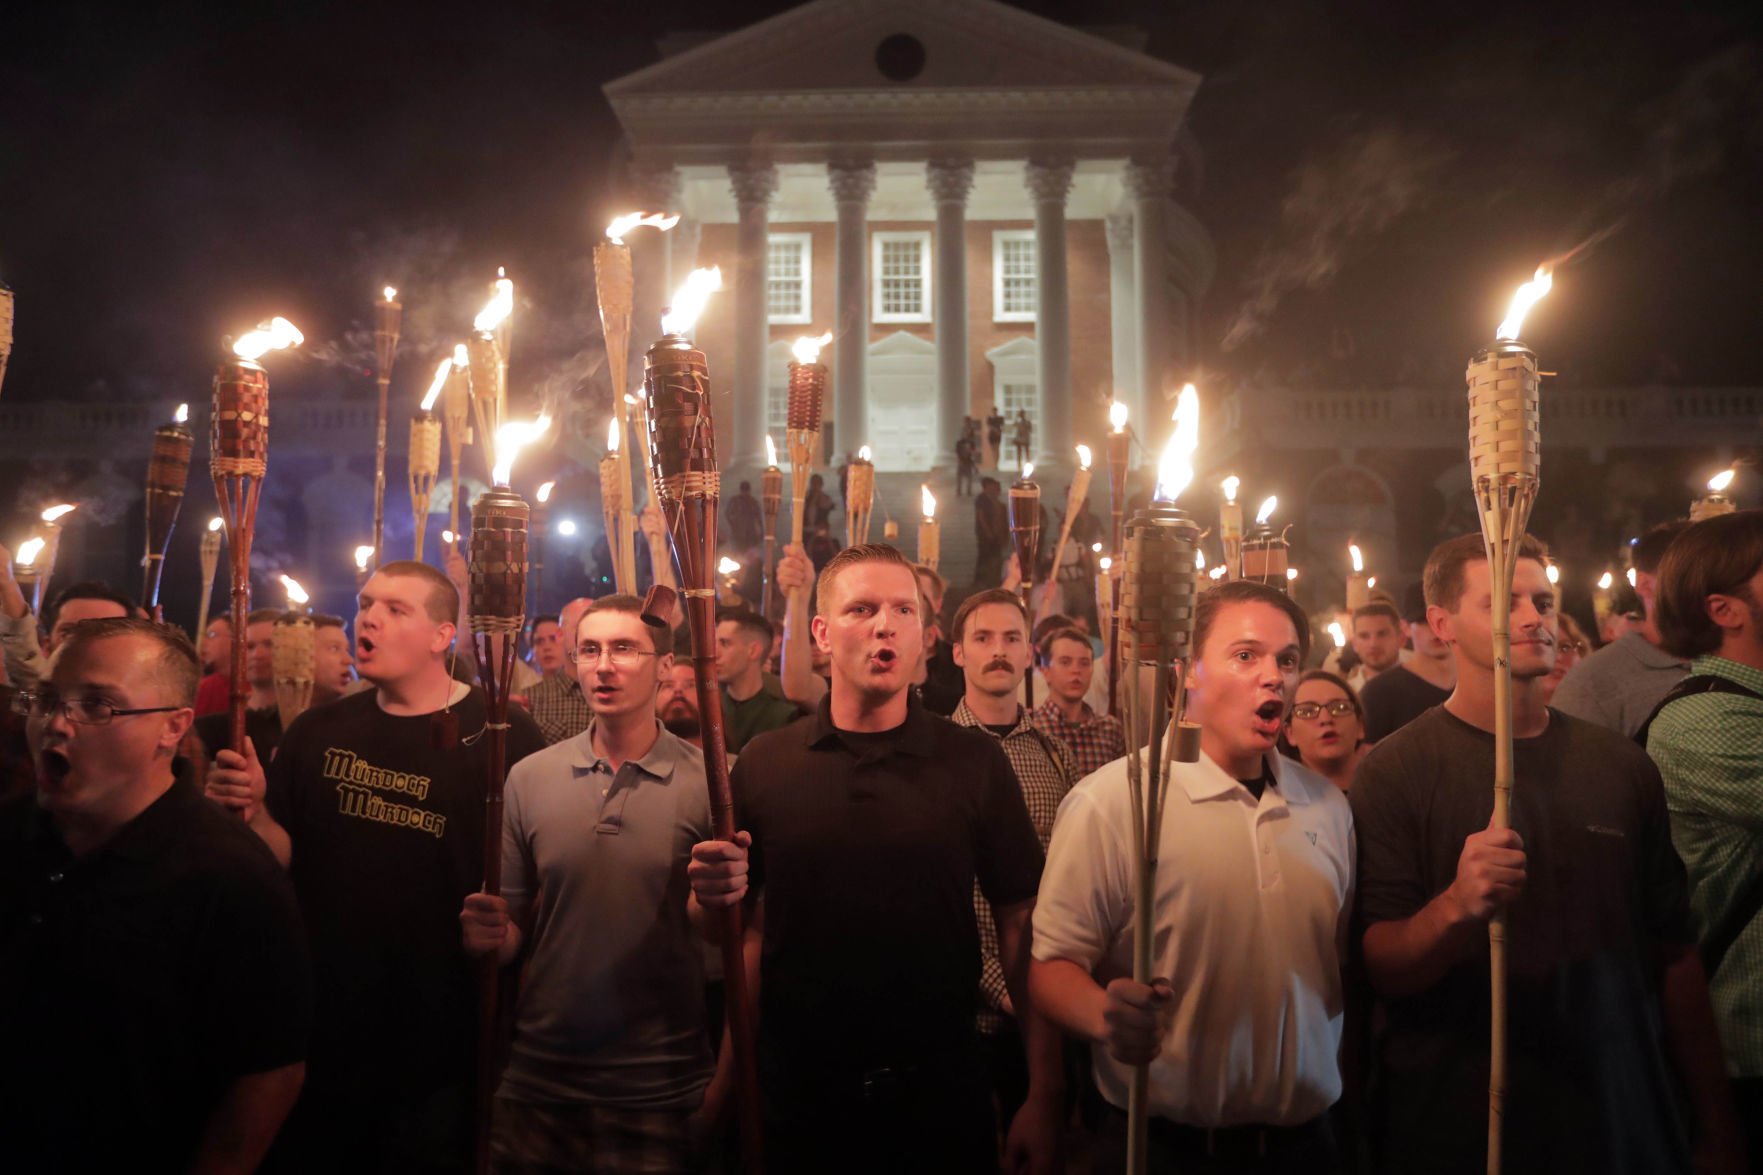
[194,704,284,763]
[0,768,310,1171]
[735,693,1043,1084]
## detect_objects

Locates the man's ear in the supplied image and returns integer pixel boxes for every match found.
[952,639,967,668]
[656,652,675,686]
[1426,603,1455,647]
[810,614,831,654]
[431,620,457,656]
[1707,593,1748,634]
[160,707,195,754]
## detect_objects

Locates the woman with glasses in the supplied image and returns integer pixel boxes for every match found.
[1282,669,1366,791]
[1540,611,1590,706]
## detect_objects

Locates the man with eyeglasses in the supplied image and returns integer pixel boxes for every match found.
[205,559,544,1170]
[1,617,309,1172]
[459,594,725,1171]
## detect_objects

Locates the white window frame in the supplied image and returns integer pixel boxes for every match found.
[871,231,932,324]
[992,229,1037,323]
[766,232,813,325]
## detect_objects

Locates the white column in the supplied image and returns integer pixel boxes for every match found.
[927,158,974,467]
[627,161,680,388]
[729,162,778,469]
[828,159,876,459]
[1105,210,1139,432]
[1126,156,1174,429]
[1027,158,1074,466]
[669,217,702,293]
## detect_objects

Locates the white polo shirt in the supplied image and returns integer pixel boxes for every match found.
[1032,746,1355,1128]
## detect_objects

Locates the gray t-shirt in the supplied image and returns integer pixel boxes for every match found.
[1550,632,1688,739]
[499,722,714,1110]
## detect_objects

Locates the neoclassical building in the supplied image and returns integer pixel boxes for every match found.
[602,0,1215,472]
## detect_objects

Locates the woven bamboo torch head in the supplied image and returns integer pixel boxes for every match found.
[1120,503,1201,667]
[409,412,442,480]
[211,359,269,479]
[146,407,195,541]
[786,334,831,434]
[645,268,724,510]
[1239,497,1290,590]
[1009,464,1042,583]
[1691,468,1738,521]
[469,487,530,629]
[374,287,402,378]
[1466,339,1541,492]
[761,465,783,521]
[848,446,875,511]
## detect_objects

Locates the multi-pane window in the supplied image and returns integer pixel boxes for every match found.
[767,233,811,324]
[871,232,931,322]
[993,231,1037,321]
[1000,381,1038,430]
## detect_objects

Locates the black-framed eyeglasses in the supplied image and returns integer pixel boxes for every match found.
[566,642,657,669]
[1290,699,1356,721]
[14,691,184,726]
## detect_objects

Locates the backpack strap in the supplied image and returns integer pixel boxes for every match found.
[1633,674,1761,749]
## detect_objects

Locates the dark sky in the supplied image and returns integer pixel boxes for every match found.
[3,0,1761,408]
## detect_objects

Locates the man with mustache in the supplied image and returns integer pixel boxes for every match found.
[687,544,1062,1172]
[656,660,703,744]
[1032,579,1353,1171]
[949,587,1074,1126]
[1351,533,1742,1174]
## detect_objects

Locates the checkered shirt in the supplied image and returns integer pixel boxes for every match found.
[952,698,1073,1035]
[524,671,593,746]
[1646,654,1763,1076]
[1032,697,1126,781]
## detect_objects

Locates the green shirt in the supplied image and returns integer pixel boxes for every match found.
[720,679,802,755]
[1647,654,1763,1077]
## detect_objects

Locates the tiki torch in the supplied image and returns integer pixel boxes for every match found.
[195,516,223,640]
[918,485,940,573]
[1219,476,1243,580]
[410,357,449,562]
[1010,463,1042,706]
[1346,543,1371,612]
[642,266,763,1173]
[1118,384,1204,1175]
[468,271,514,482]
[1239,497,1288,589]
[1592,570,1615,631]
[35,504,76,606]
[0,280,12,398]
[142,403,193,618]
[354,546,374,590]
[596,211,679,416]
[761,435,782,617]
[12,538,45,614]
[1467,264,1548,1175]
[601,419,639,594]
[443,344,473,545]
[846,444,876,547]
[467,410,546,1175]
[372,286,402,571]
[1691,467,1737,521]
[213,315,300,753]
[783,332,831,680]
[1040,445,1092,623]
[532,482,554,612]
[273,575,314,730]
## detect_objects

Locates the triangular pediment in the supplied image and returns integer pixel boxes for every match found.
[870,329,937,358]
[606,0,1195,99]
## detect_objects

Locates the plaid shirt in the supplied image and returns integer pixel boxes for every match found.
[1646,654,1763,1075]
[524,671,592,746]
[1032,697,1125,781]
[952,697,1073,1034]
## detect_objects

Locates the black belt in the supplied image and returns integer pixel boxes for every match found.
[1109,1103,1330,1162]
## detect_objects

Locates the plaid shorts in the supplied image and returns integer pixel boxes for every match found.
[491,1095,694,1175]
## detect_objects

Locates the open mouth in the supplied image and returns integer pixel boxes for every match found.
[870,648,898,670]
[357,636,377,657]
[38,748,72,786]
[1252,699,1285,737]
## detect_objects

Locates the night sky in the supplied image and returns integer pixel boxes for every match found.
[4,0,1761,411]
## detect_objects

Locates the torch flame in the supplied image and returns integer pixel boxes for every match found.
[661,267,723,337]
[718,557,741,576]
[1287,567,1300,582]
[232,316,305,360]
[858,445,872,463]
[1209,565,1227,580]
[1495,265,1553,341]
[1076,444,1092,471]
[607,417,621,453]
[1196,548,1206,570]
[790,331,833,366]
[1109,400,1129,434]
[1222,475,1239,504]
[474,274,514,333]
[536,481,555,504]
[280,575,309,606]
[1708,468,1736,493]
[605,211,682,245]
[1626,567,1637,588]
[452,343,469,368]
[766,435,778,467]
[208,516,224,532]
[557,519,577,537]
[1546,563,1560,585]
[1092,542,1102,553]
[1255,496,1278,526]
[1368,576,1377,589]
[1328,621,1346,648]
[1597,571,1614,591]
[40,504,75,523]
[1153,384,1200,502]
[421,357,451,412]
[16,537,45,566]
[353,546,374,571]
[1100,555,1113,572]
[624,392,638,406]
[492,414,553,487]
[921,485,936,519]
[1022,462,1035,481]
[175,402,189,424]
[442,530,456,545]
[1349,543,1364,573]
[383,286,398,303]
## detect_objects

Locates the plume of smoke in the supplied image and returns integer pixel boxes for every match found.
[1222,127,1453,353]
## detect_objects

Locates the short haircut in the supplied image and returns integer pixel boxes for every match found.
[587,593,674,657]
[1654,510,1763,659]
[718,609,773,655]
[1422,533,1551,612]
[1351,601,1401,628]
[815,543,917,615]
[529,614,560,632]
[56,617,200,707]
[1288,669,1363,723]
[1042,626,1094,663]
[1400,580,1429,623]
[951,588,1029,643]
[1193,580,1312,665]
[1632,520,1691,577]
[44,581,136,631]
[911,563,947,603]
[374,560,459,626]
[246,607,283,627]
[312,614,346,631]
[1033,613,1075,647]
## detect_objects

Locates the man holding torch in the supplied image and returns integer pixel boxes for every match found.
[1030,580,1352,1172]
[1351,533,1742,1174]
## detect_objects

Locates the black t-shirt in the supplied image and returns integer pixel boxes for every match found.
[194,704,284,763]
[919,643,965,717]
[1350,706,1694,1175]
[266,686,543,1106]
[1360,664,1451,743]
[735,694,1043,1090]
[0,772,309,1171]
